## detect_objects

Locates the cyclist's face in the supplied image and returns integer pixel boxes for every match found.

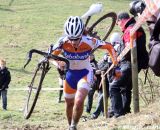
[69,37,81,47]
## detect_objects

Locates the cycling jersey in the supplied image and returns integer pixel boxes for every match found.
[52,35,117,98]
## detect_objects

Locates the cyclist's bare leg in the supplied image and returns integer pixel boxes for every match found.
[65,98,74,125]
[71,88,88,127]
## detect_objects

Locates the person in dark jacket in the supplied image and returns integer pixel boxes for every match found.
[129,0,160,76]
[86,54,99,113]
[117,11,149,72]
[107,32,129,118]
[117,12,148,115]
[91,54,110,119]
[129,0,160,41]
[0,59,11,110]
[109,12,149,118]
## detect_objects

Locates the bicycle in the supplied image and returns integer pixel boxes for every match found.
[23,45,69,119]
[23,3,117,119]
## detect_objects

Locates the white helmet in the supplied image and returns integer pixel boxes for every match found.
[110,32,122,45]
[64,16,84,39]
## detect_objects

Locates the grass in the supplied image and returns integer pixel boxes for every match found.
[0,0,130,95]
[1,0,159,130]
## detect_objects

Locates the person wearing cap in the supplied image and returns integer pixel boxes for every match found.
[116,12,148,71]
[114,12,148,116]
[0,58,11,111]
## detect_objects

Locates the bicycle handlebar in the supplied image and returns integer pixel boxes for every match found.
[24,49,69,70]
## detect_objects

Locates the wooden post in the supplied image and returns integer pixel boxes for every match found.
[101,71,108,118]
[130,34,139,113]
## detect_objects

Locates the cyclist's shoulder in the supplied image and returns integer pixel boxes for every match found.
[54,35,68,48]
[82,35,92,40]
[81,35,104,46]
[57,35,68,44]
[82,35,99,42]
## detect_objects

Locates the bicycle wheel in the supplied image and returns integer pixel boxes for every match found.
[23,62,49,119]
[88,12,117,41]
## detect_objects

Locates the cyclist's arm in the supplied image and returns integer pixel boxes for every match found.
[50,36,65,67]
[51,37,68,69]
[99,43,117,65]
[93,39,118,65]
[51,50,65,68]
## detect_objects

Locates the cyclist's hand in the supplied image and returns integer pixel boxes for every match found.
[58,61,66,70]
[113,60,118,66]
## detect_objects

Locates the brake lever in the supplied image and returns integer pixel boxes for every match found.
[23,59,31,69]
[48,44,54,55]
[23,50,33,69]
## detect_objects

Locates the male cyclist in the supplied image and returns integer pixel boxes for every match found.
[51,16,118,130]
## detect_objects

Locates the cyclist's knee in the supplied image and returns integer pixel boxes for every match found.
[74,98,84,109]
[77,88,88,97]
[65,98,74,107]
[75,89,88,105]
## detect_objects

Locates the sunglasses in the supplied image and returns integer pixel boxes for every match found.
[68,37,81,41]
[70,38,80,41]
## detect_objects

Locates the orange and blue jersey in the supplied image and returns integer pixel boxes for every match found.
[52,35,117,98]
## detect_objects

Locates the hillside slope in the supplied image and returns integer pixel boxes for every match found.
[17,99,160,130]
[77,100,160,130]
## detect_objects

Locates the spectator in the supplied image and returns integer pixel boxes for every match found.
[129,0,160,41]
[108,32,130,118]
[51,59,66,103]
[0,58,11,110]
[129,0,160,76]
[57,66,66,103]
[109,12,148,117]
[86,54,98,113]
[116,11,149,72]
[91,54,110,119]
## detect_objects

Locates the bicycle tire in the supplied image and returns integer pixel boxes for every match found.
[23,62,49,119]
[88,12,117,41]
